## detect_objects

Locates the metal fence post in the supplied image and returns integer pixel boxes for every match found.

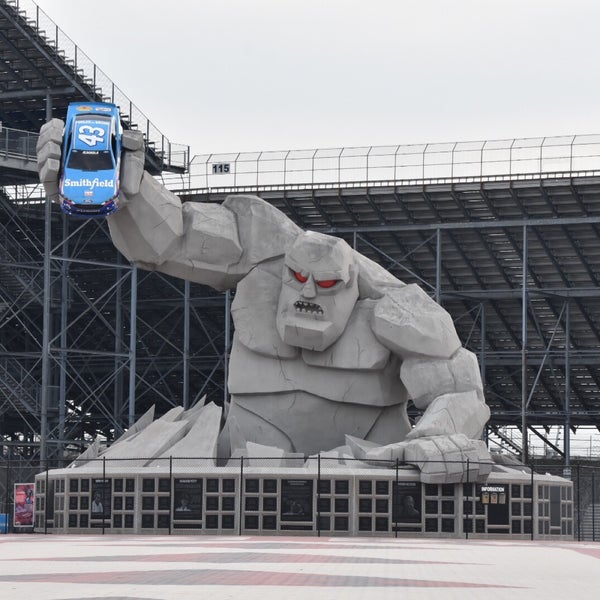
[593,471,596,542]
[395,458,399,538]
[317,453,321,538]
[102,456,106,535]
[465,458,470,540]
[44,460,49,535]
[530,463,534,541]
[168,456,173,536]
[4,453,10,532]
[238,456,244,536]
[577,464,581,541]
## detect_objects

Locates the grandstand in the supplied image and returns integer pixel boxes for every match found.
[1,0,599,468]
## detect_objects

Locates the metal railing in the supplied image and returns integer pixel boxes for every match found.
[179,134,600,193]
[6,127,600,196]
[7,0,189,172]
[0,126,39,163]
[3,454,595,539]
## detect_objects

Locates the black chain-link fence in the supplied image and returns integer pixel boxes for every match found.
[1,454,596,539]
[532,461,600,541]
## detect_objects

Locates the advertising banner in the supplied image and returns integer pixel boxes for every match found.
[13,483,34,527]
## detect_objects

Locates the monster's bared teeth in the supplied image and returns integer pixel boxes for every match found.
[294,300,324,315]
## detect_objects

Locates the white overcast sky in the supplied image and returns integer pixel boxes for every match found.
[32,0,600,157]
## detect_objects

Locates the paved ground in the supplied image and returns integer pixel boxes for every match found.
[0,534,598,599]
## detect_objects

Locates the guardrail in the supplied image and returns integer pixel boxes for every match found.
[0,126,38,162]
[6,129,600,201]
[8,0,189,172]
[180,134,600,192]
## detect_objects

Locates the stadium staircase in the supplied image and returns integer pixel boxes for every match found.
[0,189,44,418]
[579,503,600,541]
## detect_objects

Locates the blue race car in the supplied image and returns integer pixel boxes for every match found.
[59,102,122,217]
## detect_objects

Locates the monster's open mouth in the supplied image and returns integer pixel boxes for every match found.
[294,300,324,315]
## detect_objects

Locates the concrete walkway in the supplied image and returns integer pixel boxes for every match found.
[0,534,598,599]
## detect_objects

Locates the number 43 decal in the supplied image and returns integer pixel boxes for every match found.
[78,124,106,147]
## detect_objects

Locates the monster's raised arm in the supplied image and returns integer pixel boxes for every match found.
[37,122,301,290]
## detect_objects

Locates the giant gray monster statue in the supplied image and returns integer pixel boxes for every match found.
[38,122,493,483]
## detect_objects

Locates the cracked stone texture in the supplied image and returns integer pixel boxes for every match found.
[403,434,493,483]
[232,262,297,359]
[110,405,156,447]
[372,284,462,359]
[108,173,183,265]
[100,419,189,467]
[401,348,484,409]
[302,299,390,370]
[223,391,404,456]
[40,143,491,480]
[149,402,222,467]
[245,441,285,467]
[228,333,406,408]
[36,118,63,199]
[406,390,490,440]
[36,117,494,483]
[224,195,302,267]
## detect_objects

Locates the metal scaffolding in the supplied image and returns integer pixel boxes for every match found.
[1,0,600,465]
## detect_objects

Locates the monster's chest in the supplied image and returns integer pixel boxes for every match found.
[228,267,403,406]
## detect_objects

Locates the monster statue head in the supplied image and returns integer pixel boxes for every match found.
[276,231,359,351]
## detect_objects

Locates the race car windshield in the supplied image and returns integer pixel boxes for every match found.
[67,150,114,171]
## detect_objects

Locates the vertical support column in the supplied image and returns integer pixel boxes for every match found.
[521,225,529,464]
[58,214,69,463]
[40,193,52,462]
[480,303,488,446]
[113,257,124,437]
[480,303,486,381]
[183,280,190,409]
[128,266,138,427]
[435,227,442,304]
[45,91,52,122]
[564,300,571,477]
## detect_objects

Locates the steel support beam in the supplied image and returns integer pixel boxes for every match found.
[183,279,190,409]
[565,301,571,473]
[128,266,137,427]
[40,193,52,461]
[521,224,528,464]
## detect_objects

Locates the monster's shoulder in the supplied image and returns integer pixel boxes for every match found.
[371,284,461,359]
[223,195,302,266]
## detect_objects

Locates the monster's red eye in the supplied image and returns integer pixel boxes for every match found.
[316,279,339,288]
[293,270,308,283]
